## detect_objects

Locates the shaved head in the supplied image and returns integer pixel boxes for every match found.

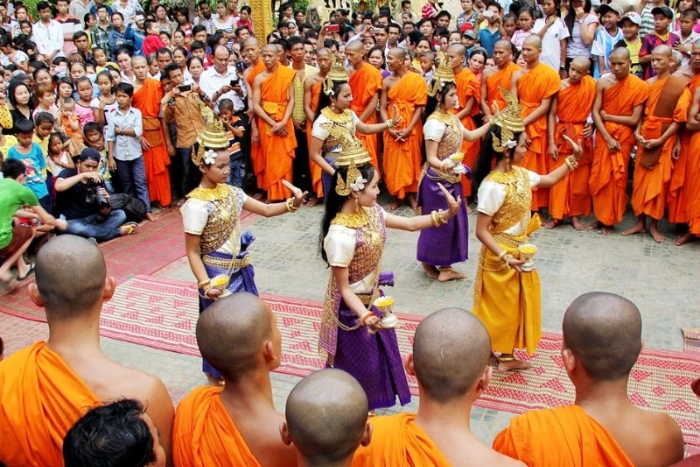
[35,235,107,318]
[316,47,330,58]
[196,292,276,382]
[447,43,466,56]
[494,40,512,51]
[243,37,260,49]
[262,44,278,54]
[653,44,673,57]
[413,308,492,403]
[563,292,642,382]
[523,35,542,50]
[388,47,406,60]
[610,47,631,61]
[571,56,590,70]
[345,40,363,52]
[285,369,368,463]
[131,55,147,66]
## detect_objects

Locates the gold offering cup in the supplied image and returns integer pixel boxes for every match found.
[450,152,466,174]
[517,244,538,272]
[372,296,399,329]
[210,274,231,298]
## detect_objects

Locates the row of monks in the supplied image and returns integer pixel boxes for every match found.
[0,235,692,467]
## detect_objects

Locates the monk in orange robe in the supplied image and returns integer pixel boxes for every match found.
[512,36,560,211]
[352,309,524,467]
[0,236,174,467]
[131,56,171,210]
[589,48,649,234]
[172,293,296,467]
[380,47,428,210]
[494,292,684,467]
[623,46,691,243]
[252,45,297,202]
[346,41,383,171]
[304,48,332,202]
[243,38,266,194]
[448,44,481,199]
[676,82,700,245]
[546,57,596,230]
[481,40,519,116]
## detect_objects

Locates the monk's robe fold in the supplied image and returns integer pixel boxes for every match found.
[173,386,261,467]
[631,78,690,220]
[351,413,451,467]
[517,63,560,210]
[549,76,596,220]
[133,78,172,207]
[486,62,520,112]
[0,342,100,467]
[383,73,428,199]
[686,129,700,235]
[493,405,635,467]
[453,68,481,197]
[247,59,267,189]
[667,75,700,224]
[305,78,324,198]
[589,75,649,225]
[349,63,383,171]
[258,65,297,201]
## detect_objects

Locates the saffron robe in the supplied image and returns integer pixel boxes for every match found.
[246,58,266,189]
[493,405,635,467]
[589,75,649,225]
[486,61,520,111]
[549,76,596,220]
[173,386,262,467]
[383,72,428,198]
[453,68,481,197]
[257,65,297,201]
[516,62,560,210]
[349,63,383,170]
[305,78,324,198]
[351,414,451,467]
[0,342,100,467]
[631,77,691,220]
[686,123,700,235]
[667,74,700,224]
[132,78,172,207]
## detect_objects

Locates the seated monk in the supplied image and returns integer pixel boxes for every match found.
[352,308,524,467]
[494,292,684,467]
[281,369,371,467]
[63,399,166,467]
[172,292,296,467]
[0,235,174,467]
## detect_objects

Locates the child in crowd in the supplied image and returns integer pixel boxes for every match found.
[592,4,623,79]
[106,83,150,212]
[512,7,535,50]
[219,98,246,188]
[83,121,112,192]
[6,119,51,212]
[74,76,97,128]
[46,132,74,175]
[639,6,679,79]
[615,12,644,78]
[142,21,167,56]
[56,77,74,100]
[676,9,699,66]
[419,51,435,84]
[457,0,480,31]
[93,47,117,74]
[502,13,517,41]
[32,84,61,130]
[32,113,54,164]
[94,71,117,127]
[60,98,81,139]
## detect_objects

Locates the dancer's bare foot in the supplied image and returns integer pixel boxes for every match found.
[422,263,439,279]
[437,267,467,282]
[496,354,531,372]
[621,221,646,236]
[544,218,562,229]
[675,232,698,246]
[571,216,585,231]
[650,223,666,243]
[145,212,158,222]
[597,226,614,235]
[386,198,401,211]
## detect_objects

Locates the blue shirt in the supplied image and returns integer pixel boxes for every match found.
[479,27,501,57]
[7,143,48,199]
[105,105,143,161]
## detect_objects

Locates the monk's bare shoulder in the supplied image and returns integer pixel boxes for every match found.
[633,411,684,467]
[561,79,571,90]
[647,76,658,86]
[597,74,615,91]
[253,71,269,87]
[513,69,526,83]
[383,74,399,89]
[451,442,526,467]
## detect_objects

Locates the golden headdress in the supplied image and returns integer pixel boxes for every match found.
[334,140,372,196]
[492,87,525,153]
[428,57,455,97]
[192,106,230,165]
[323,53,349,96]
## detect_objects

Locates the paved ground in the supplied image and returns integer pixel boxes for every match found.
[1,196,699,446]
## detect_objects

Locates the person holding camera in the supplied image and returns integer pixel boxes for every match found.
[200,44,246,113]
[54,148,136,242]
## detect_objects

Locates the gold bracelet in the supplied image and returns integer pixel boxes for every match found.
[430,210,440,227]
[437,209,449,225]
[197,279,211,288]
[565,156,579,171]
[502,253,514,269]
[359,311,373,325]
[285,197,299,213]
[565,157,574,170]
[386,119,395,129]
[497,250,508,261]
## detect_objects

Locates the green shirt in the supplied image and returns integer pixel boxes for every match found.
[0,178,39,249]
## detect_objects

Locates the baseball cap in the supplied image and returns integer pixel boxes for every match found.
[78,148,101,162]
[618,11,642,26]
[651,6,674,19]
[598,4,622,16]
[463,29,477,39]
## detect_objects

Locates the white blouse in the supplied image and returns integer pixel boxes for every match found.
[324,224,377,294]
[181,187,247,255]
[477,168,541,236]
[423,117,466,142]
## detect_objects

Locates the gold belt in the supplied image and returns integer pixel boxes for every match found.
[202,254,251,270]
[357,291,379,306]
[425,166,461,184]
[492,232,527,249]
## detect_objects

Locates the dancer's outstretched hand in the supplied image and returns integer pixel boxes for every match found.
[561,135,582,161]
[282,179,308,207]
[438,183,462,217]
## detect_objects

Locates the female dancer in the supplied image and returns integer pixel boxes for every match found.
[182,112,306,383]
[418,64,494,282]
[320,143,461,410]
[472,89,582,371]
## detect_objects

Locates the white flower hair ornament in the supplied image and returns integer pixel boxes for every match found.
[203,150,217,165]
[349,176,367,192]
[505,139,517,149]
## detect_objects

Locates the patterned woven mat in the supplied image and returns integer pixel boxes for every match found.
[3,274,699,449]
[683,328,700,353]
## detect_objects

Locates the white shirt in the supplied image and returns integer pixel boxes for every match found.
[201,65,246,112]
[193,13,219,35]
[32,19,65,57]
[533,17,570,71]
[477,168,541,236]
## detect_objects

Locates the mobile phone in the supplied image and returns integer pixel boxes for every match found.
[372,27,382,34]
[483,10,494,17]
[326,23,340,32]
[178,84,191,91]
[235,60,249,73]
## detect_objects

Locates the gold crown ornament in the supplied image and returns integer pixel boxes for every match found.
[428,57,455,97]
[192,107,230,165]
[323,53,349,96]
[492,87,525,153]
[335,140,372,196]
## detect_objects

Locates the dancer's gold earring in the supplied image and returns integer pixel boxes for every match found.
[354,196,360,212]
[505,153,512,172]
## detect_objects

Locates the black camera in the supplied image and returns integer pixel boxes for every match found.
[235,60,249,73]
[85,179,110,209]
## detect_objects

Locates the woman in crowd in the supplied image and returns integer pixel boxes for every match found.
[113,0,144,26]
[116,49,135,84]
[367,46,390,78]
[472,90,582,371]
[468,47,488,81]
[213,0,236,49]
[187,56,205,87]
[320,141,461,410]
[7,79,33,134]
[154,4,175,36]
[563,0,597,70]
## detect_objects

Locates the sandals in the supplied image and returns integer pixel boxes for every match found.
[495,354,532,372]
[17,262,35,281]
[120,222,139,236]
